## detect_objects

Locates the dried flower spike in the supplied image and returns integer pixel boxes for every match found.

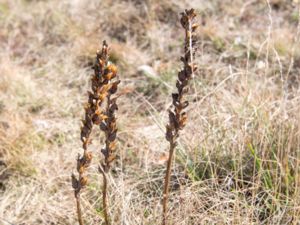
[96,41,121,225]
[162,8,198,225]
[72,41,114,225]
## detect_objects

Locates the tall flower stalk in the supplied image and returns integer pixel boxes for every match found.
[95,41,120,225]
[162,9,199,225]
[72,41,120,225]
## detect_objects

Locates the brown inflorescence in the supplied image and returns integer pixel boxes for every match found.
[72,41,120,225]
[162,8,199,225]
[99,69,120,173]
[97,45,120,225]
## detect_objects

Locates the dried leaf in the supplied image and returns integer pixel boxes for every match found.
[84,152,92,164]
[172,93,179,102]
[107,64,117,75]
[80,177,88,186]
[192,23,199,32]
[100,122,107,131]
[168,111,177,127]
[109,142,116,151]
[71,174,79,189]
[166,125,173,141]
[101,148,108,157]
[178,71,186,82]
[104,71,116,80]
[181,101,189,110]
[92,114,101,125]
[78,166,84,174]
[179,112,187,129]
[109,102,118,112]
[107,154,116,163]
[108,131,117,142]
[110,80,121,94]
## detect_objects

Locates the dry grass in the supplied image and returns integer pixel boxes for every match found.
[1,0,300,224]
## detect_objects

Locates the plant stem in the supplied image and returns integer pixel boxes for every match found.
[76,193,84,225]
[162,141,176,225]
[101,170,109,225]
[102,91,111,225]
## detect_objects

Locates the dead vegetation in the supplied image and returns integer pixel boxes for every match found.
[1,0,300,224]
[162,9,199,225]
[72,41,121,225]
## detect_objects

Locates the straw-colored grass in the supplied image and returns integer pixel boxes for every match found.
[1,0,300,224]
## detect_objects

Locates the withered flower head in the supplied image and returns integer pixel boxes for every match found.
[162,8,199,225]
[72,40,121,225]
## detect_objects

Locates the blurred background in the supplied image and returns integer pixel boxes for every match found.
[0,0,300,224]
